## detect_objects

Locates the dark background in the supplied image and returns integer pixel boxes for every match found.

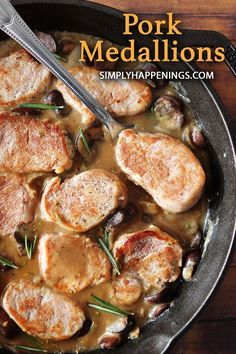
[92,1,236,353]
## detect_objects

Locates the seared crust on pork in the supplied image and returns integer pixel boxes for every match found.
[0,50,51,107]
[113,225,183,288]
[56,66,153,125]
[40,169,127,231]
[115,129,205,213]
[0,112,73,173]
[2,280,85,340]
[38,233,111,293]
[0,174,36,236]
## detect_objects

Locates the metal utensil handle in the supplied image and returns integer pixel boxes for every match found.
[0,0,114,128]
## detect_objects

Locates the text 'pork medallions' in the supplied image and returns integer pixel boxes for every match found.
[40,169,127,231]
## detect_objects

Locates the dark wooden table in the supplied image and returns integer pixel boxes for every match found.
[89,1,236,352]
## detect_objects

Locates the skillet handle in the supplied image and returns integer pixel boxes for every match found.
[178,29,236,77]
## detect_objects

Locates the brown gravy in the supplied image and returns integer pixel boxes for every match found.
[0,32,210,352]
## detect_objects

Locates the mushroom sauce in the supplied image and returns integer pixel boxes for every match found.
[0,32,210,353]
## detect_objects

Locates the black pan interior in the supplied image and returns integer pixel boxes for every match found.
[0,1,235,353]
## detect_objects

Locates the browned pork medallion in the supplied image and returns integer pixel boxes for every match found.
[0,112,73,173]
[0,32,208,353]
[116,129,205,213]
[38,233,111,293]
[2,280,85,340]
[112,226,183,305]
[56,65,153,125]
[0,174,37,236]
[0,50,51,107]
[40,169,127,231]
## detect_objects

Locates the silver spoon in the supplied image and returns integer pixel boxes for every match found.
[0,0,133,139]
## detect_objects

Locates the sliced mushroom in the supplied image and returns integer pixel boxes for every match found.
[59,39,76,55]
[149,303,170,319]
[106,315,135,334]
[45,89,70,116]
[11,231,26,257]
[190,231,202,249]
[36,32,57,53]
[184,125,206,151]
[106,203,138,233]
[74,319,93,338]
[45,89,64,106]
[113,274,143,305]
[191,126,207,149]
[12,222,38,257]
[84,124,104,142]
[142,213,152,223]
[153,95,184,129]
[182,249,201,281]
[145,287,175,304]
[98,332,121,349]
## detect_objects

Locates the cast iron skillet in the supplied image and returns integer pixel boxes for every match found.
[0,1,235,353]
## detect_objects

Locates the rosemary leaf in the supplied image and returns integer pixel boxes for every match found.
[52,52,68,62]
[79,128,91,154]
[25,236,31,259]
[0,255,18,269]
[91,295,134,316]
[15,345,47,352]
[32,236,37,254]
[25,236,37,260]
[98,238,120,275]
[19,103,64,110]
[88,303,127,317]
[103,228,110,249]
[24,334,42,346]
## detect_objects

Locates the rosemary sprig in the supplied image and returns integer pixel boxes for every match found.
[18,103,64,110]
[15,345,47,352]
[88,295,133,317]
[23,334,42,347]
[103,228,110,249]
[92,295,132,314]
[24,236,37,260]
[97,238,120,275]
[79,128,91,154]
[52,52,68,62]
[0,255,18,269]
[88,304,127,316]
